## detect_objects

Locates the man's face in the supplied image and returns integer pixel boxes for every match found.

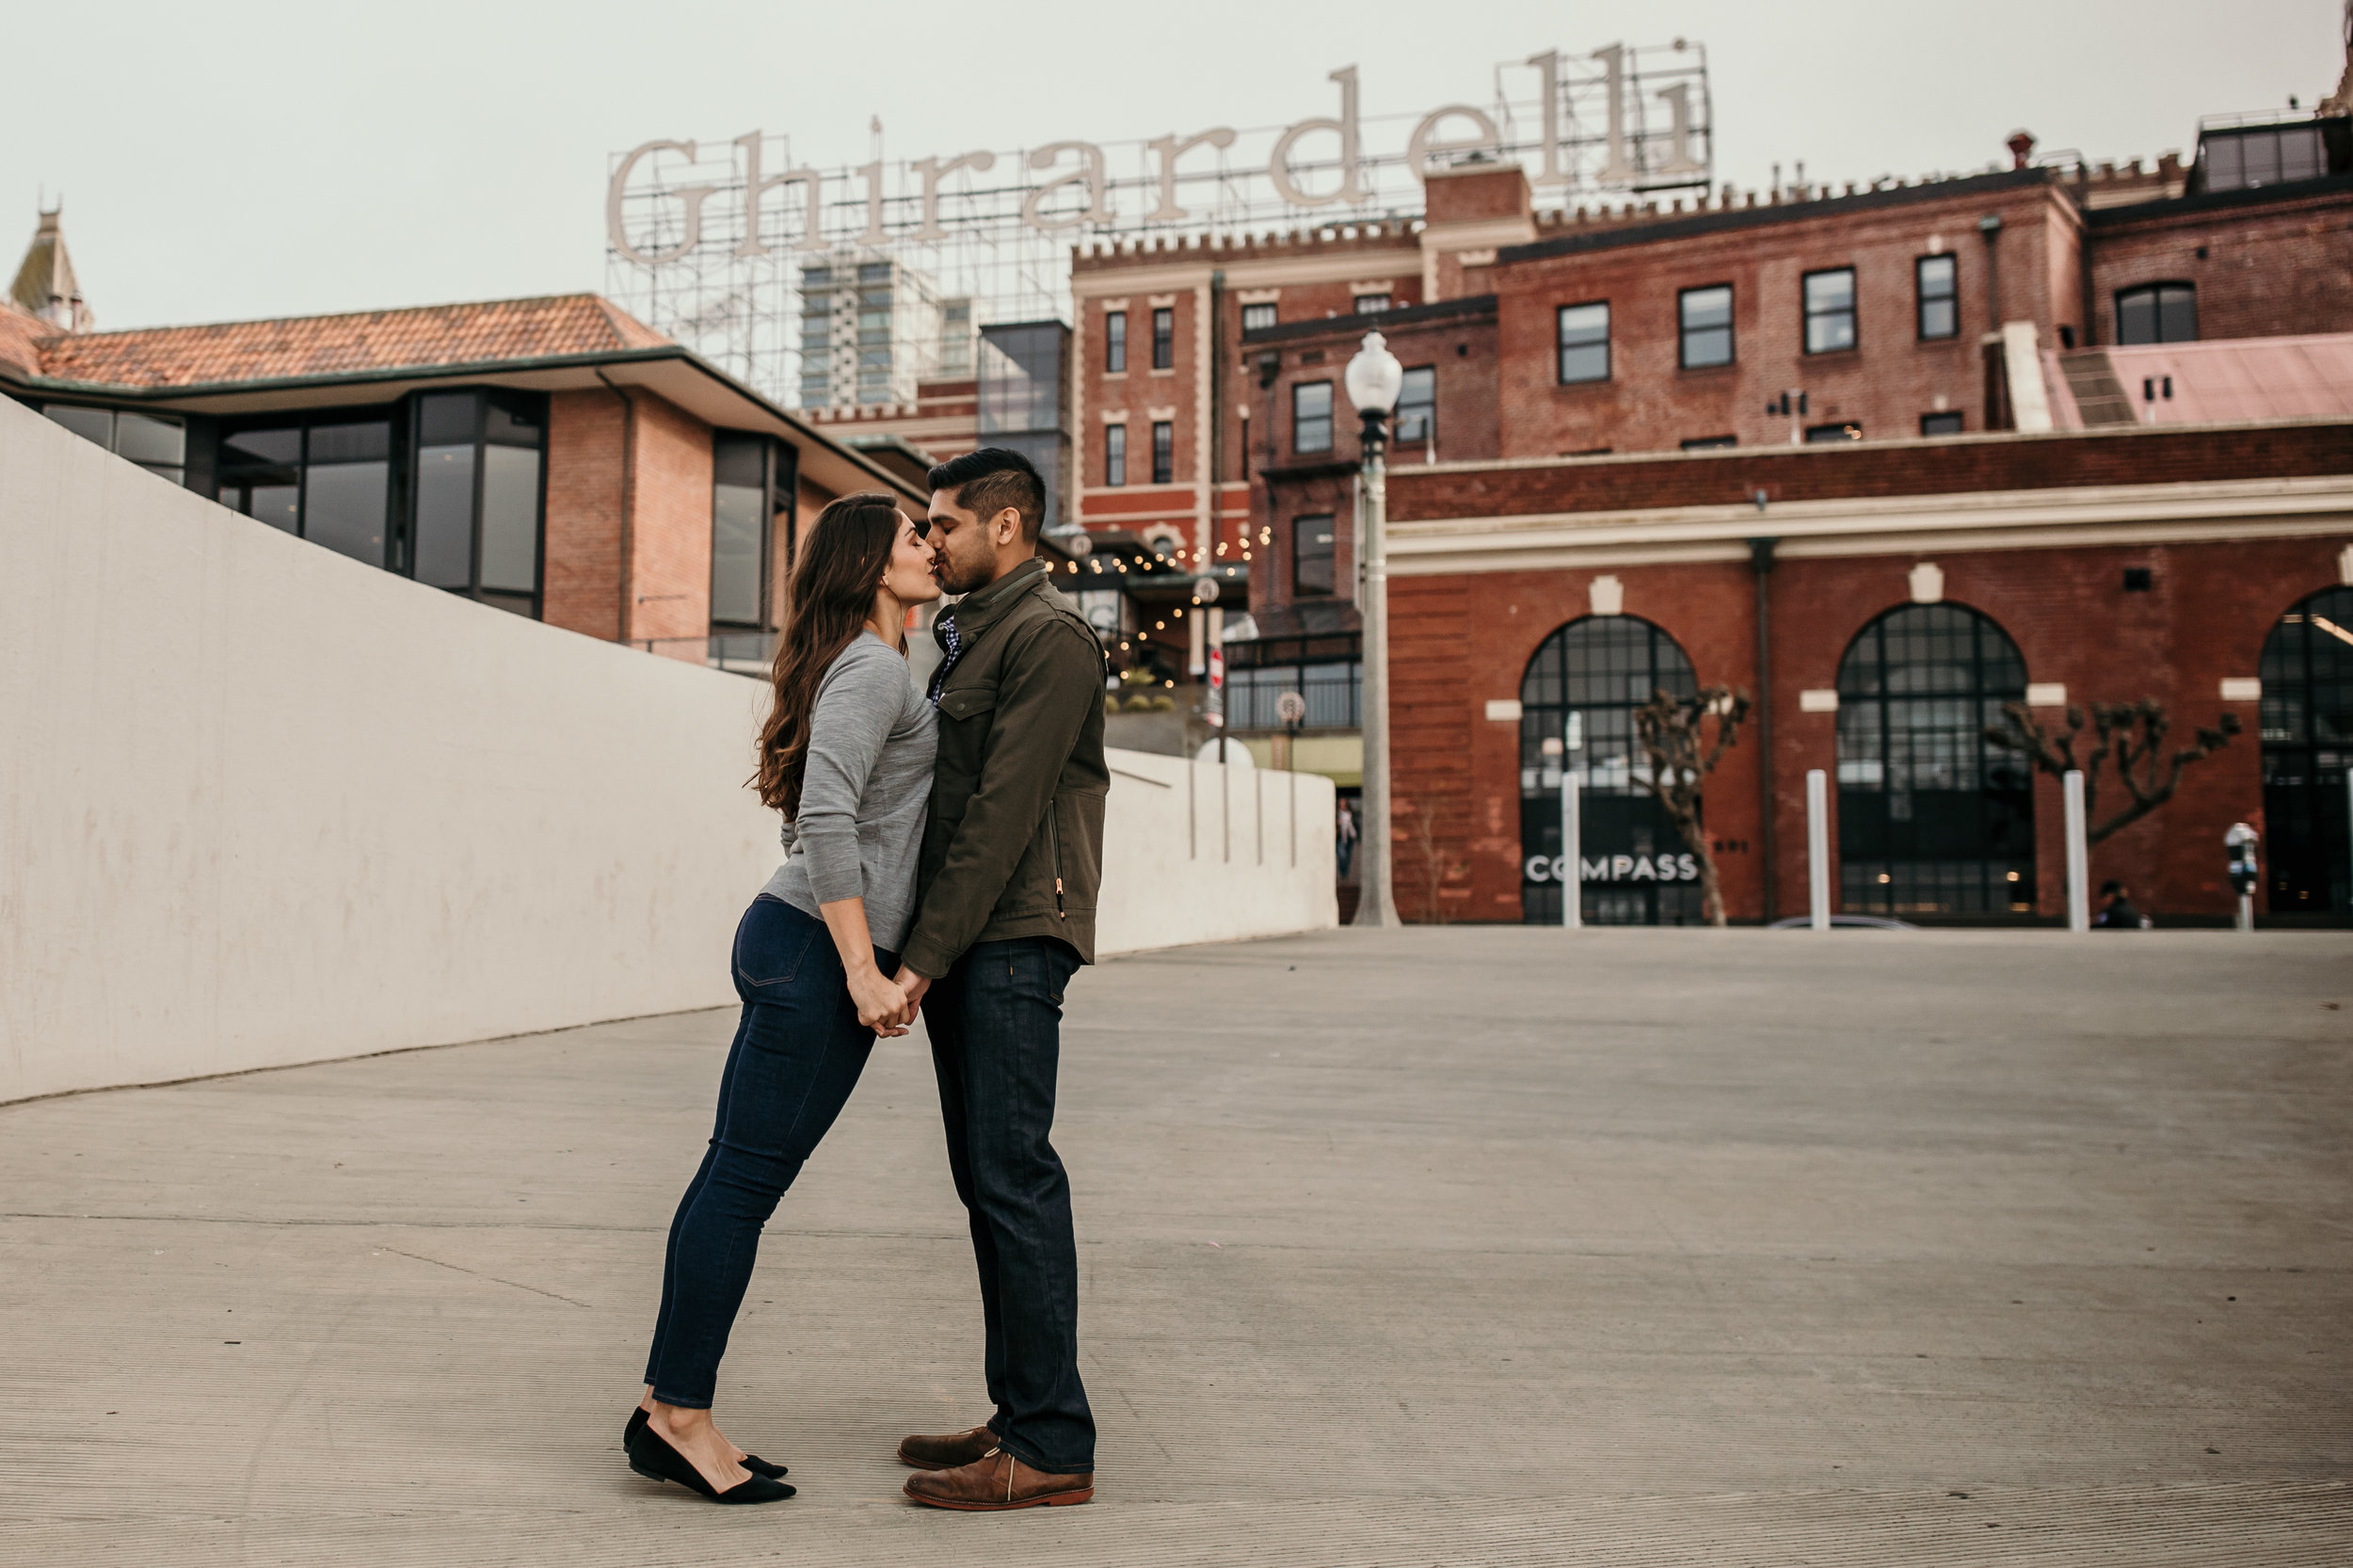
[926,488,1002,596]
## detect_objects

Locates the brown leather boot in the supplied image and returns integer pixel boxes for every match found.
[895,1424,1000,1471]
[902,1445,1094,1511]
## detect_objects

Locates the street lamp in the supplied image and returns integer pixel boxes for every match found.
[1345,330,1404,927]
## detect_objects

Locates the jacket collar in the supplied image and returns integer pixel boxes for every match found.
[936,556,1048,647]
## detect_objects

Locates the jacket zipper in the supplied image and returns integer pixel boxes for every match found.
[1049,809,1065,918]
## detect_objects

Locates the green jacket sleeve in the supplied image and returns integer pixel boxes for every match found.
[900,618,1099,978]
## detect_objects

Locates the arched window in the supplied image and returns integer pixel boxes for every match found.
[2115,282,2197,345]
[1518,616,1705,925]
[1836,604,2035,917]
[2258,585,2353,916]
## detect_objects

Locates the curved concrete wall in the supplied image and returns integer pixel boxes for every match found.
[0,401,1333,1103]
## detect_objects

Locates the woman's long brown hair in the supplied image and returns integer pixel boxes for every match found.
[754,492,904,816]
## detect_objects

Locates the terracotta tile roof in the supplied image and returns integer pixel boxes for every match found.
[0,301,44,379]
[23,294,673,391]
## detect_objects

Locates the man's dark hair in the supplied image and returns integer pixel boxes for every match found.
[929,447,1047,542]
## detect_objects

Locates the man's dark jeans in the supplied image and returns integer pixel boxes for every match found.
[923,936,1095,1474]
[643,895,887,1409]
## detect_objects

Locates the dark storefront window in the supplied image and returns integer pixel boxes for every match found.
[1803,267,1857,354]
[1293,380,1333,454]
[1518,616,1705,926]
[1679,284,1734,369]
[1151,420,1174,485]
[409,390,546,616]
[219,419,391,568]
[1225,633,1361,731]
[41,404,186,484]
[1917,254,1959,340]
[1921,410,1965,436]
[712,433,793,633]
[2116,283,2198,345]
[2259,584,2353,917]
[1394,366,1435,444]
[1151,307,1174,370]
[1806,422,1864,442]
[1292,513,1335,596]
[1104,310,1127,373]
[1836,604,2034,917]
[1556,301,1610,384]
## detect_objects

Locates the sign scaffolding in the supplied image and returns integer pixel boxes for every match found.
[603,41,1713,407]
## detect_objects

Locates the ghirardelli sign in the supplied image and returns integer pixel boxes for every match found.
[606,43,1714,267]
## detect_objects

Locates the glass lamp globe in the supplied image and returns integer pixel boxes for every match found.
[1344,330,1405,414]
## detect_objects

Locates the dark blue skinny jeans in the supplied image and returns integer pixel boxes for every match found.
[643,895,888,1410]
[923,936,1096,1474]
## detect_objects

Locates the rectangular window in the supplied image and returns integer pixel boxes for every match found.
[2116,283,2197,344]
[41,404,187,485]
[1803,267,1857,354]
[1916,254,1959,340]
[1394,366,1435,443]
[302,421,392,568]
[1293,513,1336,596]
[1681,435,1737,450]
[711,434,771,629]
[1151,420,1174,485]
[1353,293,1391,314]
[1920,410,1964,437]
[1678,284,1734,368]
[1556,301,1610,384]
[1151,307,1174,369]
[1241,302,1277,333]
[1104,423,1127,486]
[405,389,547,616]
[1293,380,1334,454]
[1104,310,1126,373]
[1805,421,1864,442]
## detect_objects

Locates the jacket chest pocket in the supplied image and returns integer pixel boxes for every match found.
[936,683,999,725]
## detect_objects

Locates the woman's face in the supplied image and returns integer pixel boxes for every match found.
[880,512,944,606]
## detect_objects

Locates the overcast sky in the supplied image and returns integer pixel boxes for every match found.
[4,0,2340,332]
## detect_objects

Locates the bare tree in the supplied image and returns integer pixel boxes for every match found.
[1402,796,1467,924]
[1631,685,1753,927]
[1984,698,2242,843]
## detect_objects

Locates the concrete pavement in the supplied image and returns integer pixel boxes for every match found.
[3,926,2349,1565]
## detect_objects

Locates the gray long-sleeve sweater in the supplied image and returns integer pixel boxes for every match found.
[761,632,937,952]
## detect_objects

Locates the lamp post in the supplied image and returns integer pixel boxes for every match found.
[1345,330,1404,927]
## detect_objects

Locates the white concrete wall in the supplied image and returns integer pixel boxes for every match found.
[0,401,1333,1103]
[1099,751,1337,955]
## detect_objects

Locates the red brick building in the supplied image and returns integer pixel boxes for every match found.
[3,220,924,673]
[1106,110,2353,926]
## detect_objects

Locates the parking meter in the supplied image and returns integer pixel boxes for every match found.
[2225,824,2259,894]
[2225,822,2259,931]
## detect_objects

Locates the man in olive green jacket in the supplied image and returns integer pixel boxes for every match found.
[891,449,1108,1512]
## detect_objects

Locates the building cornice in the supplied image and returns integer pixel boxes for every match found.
[1388,474,2353,575]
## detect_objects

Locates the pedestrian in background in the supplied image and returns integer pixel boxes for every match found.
[2094,879,2153,929]
[1336,798,1358,878]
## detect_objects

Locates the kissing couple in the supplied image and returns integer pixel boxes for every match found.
[624,447,1108,1512]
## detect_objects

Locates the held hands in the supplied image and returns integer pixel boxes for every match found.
[849,965,914,1036]
[893,966,932,1015]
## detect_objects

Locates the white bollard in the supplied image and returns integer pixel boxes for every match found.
[1806,769,1830,931]
[2064,769,2089,933]
[1561,772,1581,930]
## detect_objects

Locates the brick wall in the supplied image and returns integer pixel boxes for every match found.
[1388,534,2350,926]
[543,389,626,640]
[2089,182,2353,344]
[1388,419,2353,521]
[627,393,714,662]
[1476,180,2083,459]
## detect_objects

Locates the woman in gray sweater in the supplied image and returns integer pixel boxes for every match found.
[626,492,939,1503]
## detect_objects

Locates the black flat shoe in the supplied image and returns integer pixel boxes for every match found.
[625,1405,786,1478]
[627,1419,795,1503]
